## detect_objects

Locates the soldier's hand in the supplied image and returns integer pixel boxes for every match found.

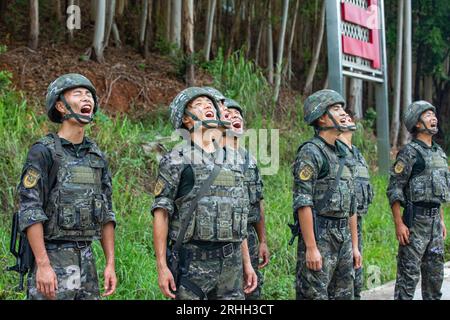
[243,263,258,294]
[305,246,322,271]
[102,264,117,297]
[396,222,410,246]
[258,242,270,269]
[158,266,176,299]
[442,222,447,240]
[353,247,362,269]
[36,263,58,299]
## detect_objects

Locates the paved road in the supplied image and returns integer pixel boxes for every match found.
[361,262,450,300]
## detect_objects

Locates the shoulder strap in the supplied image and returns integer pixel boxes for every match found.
[173,146,224,252]
[47,133,63,194]
[315,155,346,213]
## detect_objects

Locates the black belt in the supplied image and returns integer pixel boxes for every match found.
[45,240,92,250]
[185,242,240,260]
[316,215,348,229]
[413,206,440,217]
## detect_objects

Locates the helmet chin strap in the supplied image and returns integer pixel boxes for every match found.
[185,110,230,133]
[316,110,346,132]
[60,94,94,124]
[417,118,438,135]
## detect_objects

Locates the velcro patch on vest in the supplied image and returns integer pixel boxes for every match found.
[394,161,405,174]
[70,166,98,184]
[299,164,314,181]
[23,168,40,188]
[213,171,236,187]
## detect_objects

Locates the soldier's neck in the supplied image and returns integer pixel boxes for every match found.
[318,130,339,146]
[190,128,219,153]
[339,132,353,148]
[58,121,85,144]
[416,133,433,147]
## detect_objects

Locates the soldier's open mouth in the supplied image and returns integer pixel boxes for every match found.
[205,111,214,118]
[80,105,92,114]
[232,121,242,129]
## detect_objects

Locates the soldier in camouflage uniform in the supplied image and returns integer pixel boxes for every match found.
[223,98,270,300]
[152,87,257,300]
[336,113,373,300]
[18,74,117,300]
[293,89,361,300]
[387,101,448,300]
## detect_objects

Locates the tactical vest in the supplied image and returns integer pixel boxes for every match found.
[170,146,249,243]
[302,137,354,218]
[407,141,450,204]
[352,147,373,215]
[39,135,106,241]
[240,148,262,224]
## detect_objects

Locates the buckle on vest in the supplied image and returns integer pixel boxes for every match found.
[75,241,91,249]
[222,243,234,258]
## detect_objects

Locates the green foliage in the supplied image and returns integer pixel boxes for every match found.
[0,44,7,54]
[205,48,272,126]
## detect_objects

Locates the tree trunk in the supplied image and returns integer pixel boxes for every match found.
[400,0,412,146]
[0,0,7,22]
[283,0,300,83]
[267,0,274,85]
[144,0,153,58]
[116,0,126,16]
[139,0,149,51]
[165,0,171,42]
[273,0,289,104]
[245,1,253,59]
[348,78,363,118]
[204,0,217,61]
[255,15,264,65]
[28,0,39,50]
[54,0,63,23]
[170,0,181,53]
[112,22,122,48]
[391,0,404,148]
[66,0,76,43]
[90,0,97,23]
[89,0,106,63]
[104,0,116,49]
[183,0,195,86]
[227,0,243,57]
[303,0,325,96]
[424,75,433,102]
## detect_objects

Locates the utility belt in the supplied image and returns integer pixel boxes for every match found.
[183,242,240,260]
[44,240,92,251]
[403,202,440,228]
[288,212,348,245]
[316,215,349,229]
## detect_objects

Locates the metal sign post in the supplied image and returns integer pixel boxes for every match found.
[326,0,390,174]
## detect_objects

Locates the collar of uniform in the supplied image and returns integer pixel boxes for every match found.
[315,135,336,151]
[60,136,92,150]
[413,138,438,151]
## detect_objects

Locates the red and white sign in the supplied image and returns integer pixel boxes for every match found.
[341,0,381,69]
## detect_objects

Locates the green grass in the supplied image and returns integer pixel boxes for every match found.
[1,57,450,300]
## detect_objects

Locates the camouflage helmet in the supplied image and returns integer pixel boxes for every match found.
[203,87,226,103]
[169,87,221,130]
[303,89,345,125]
[224,98,244,117]
[403,100,436,133]
[46,73,98,123]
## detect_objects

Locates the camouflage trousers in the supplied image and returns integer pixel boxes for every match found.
[354,215,363,300]
[176,242,244,300]
[245,223,263,300]
[394,214,445,300]
[27,245,100,300]
[296,221,354,300]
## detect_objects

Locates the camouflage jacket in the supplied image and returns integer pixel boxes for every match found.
[293,136,356,219]
[151,142,249,243]
[18,134,116,234]
[387,138,450,207]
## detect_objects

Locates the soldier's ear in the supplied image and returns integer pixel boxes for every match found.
[54,100,66,114]
[182,114,193,130]
[317,114,327,126]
